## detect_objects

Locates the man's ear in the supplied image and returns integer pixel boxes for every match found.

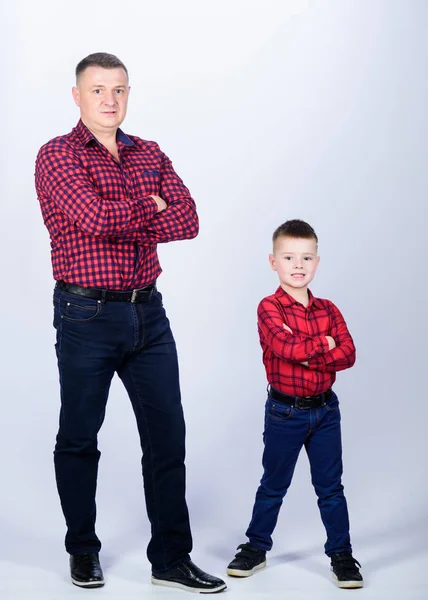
[72,86,80,107]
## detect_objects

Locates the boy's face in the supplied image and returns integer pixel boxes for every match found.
[269,236,320,291]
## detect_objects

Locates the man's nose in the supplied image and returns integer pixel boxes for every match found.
[103,92,116,105]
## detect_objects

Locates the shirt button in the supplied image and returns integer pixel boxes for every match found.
[308,354,312,359]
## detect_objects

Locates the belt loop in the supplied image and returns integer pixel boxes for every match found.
[100,289,106,303]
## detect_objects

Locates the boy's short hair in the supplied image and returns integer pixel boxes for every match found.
[75,52,128,81]
[273,219,318,245]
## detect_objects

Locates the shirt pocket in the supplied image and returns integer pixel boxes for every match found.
[132,168,161,197]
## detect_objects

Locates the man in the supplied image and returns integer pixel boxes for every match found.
[35,52,226,594]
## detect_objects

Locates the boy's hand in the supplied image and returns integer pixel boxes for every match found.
[326,335,336,350]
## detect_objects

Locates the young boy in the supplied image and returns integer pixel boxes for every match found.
[226,219,363,588]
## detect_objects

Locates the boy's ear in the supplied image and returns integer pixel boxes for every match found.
[269,253,277,271]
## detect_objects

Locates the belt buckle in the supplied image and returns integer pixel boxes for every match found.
[131,289,138,303]
[296,397,311,410]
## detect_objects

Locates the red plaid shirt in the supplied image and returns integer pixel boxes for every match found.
[35,120,198,289]
[258,287,356,397]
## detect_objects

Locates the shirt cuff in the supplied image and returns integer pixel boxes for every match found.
[307,353,327,371]
[137,196,159,220]
[305,336,330,364]
[320,336,330,354]
[307,335,330,360]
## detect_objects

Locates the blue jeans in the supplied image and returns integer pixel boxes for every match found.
[246,391,352,556]
[53,287,192,571]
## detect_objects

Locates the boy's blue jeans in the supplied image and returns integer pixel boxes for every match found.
[246,391,352,556]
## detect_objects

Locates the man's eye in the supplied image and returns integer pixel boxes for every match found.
[94,89,101,94]
[115,89,124,94]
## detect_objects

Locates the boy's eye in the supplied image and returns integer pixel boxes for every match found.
[304,257,313,261]
[284,256,292,260]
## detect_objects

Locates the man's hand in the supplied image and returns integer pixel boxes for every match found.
[150,195,167,212]
[326,335,336,350]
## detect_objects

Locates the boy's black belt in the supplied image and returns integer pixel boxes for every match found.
[269,386,332,409]
[56,280,156,303]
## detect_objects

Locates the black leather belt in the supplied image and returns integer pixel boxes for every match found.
[56,280,156,303]
[269,386,332,409]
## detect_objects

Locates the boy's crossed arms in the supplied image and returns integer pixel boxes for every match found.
[258,298,356,374]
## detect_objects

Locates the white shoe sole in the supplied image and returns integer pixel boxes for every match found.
[151,576,227,593]
[226,560,267,577]
[332,573,364,588]
[71,577,105,588]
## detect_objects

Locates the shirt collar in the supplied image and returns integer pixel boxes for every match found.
[74,119,134,147]
[117,128,134,146]
[274,286,323,309]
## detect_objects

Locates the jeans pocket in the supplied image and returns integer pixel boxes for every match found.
[267,400,293,422]
[152,290,163,306]
[62,298,102,323]
[325,397,340,412]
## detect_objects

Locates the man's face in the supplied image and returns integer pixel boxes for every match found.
[269,236,320,291]
[72,66,130,134]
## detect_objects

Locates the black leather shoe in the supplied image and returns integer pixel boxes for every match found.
[152,560,226,593]
[70,553,105,588]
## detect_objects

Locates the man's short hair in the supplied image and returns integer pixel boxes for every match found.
[273,219,318,245]
[75,52,128,81]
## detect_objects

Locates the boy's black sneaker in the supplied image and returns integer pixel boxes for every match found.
[330,552,363,588]
[226,542,266,577]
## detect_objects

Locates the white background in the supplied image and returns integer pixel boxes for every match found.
[0,1,427,598]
